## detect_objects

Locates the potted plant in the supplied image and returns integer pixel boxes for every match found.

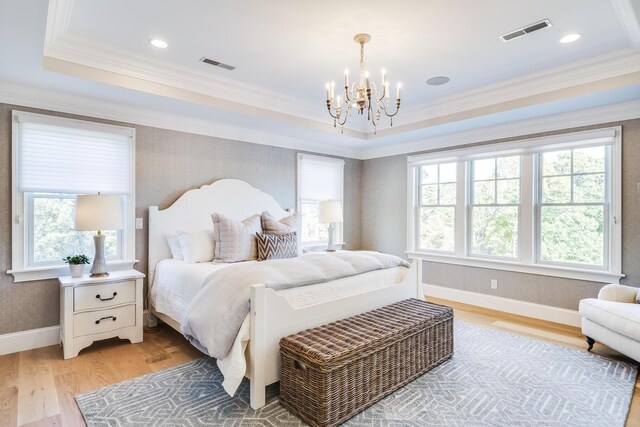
[63,255,90,278]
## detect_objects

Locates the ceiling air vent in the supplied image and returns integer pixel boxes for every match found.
[500,19,552,42]
[199,57,235,71]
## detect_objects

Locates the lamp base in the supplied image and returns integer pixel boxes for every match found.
[326,223,336,252]
[90,234,109,277]
[90,272,109,278]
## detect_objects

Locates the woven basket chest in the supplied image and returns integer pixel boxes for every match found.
[279,298,453,427]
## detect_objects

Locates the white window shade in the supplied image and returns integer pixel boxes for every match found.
[298,154,344,201]
[18,120,132,194]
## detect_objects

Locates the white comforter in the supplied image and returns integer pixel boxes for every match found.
[150,255,409,395]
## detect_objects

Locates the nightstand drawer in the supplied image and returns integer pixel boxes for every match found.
[73,304,136,337]
[74,280,136,311]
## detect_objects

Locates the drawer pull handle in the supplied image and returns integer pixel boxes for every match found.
[96,292,117,301]
[95,316,117,325]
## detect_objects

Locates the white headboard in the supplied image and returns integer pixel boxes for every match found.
[148,179,290,284]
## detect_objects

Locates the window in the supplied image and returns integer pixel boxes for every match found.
[407,127,622,283]
[297,153,344,247]
[470,156,520,259]
[538,147,608,268]
[417,162,457,252]
[10,111,136,282]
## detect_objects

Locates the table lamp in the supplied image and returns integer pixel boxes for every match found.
[319,200,343,252]
[74,194,123,277]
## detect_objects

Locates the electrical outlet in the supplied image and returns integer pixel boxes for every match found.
[490,279,498,290]
[135,218,144,229]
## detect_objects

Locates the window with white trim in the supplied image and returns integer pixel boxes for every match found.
[407,127,622,283]
[10,111,136,282]
[297,153,344,247]
[470,155,520,259]
[537,146,608,268]
[417,162,457,252]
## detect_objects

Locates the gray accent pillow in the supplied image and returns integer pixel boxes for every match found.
[261,210,298,234]
[211,213,262,262]
[256,232,299,261]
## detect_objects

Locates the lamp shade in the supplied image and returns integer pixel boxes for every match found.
[319,200,343,223]
[74,194,123,231]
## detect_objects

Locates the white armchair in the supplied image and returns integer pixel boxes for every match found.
[579,284,640,362]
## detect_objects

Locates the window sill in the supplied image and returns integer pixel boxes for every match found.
[406,252,624,284]
[8,260,139,283]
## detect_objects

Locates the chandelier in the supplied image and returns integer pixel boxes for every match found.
[325,33,401,133]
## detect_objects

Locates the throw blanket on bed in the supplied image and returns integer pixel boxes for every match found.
[181,251,410,359]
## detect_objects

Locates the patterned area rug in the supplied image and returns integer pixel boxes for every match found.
[76,321,637,426]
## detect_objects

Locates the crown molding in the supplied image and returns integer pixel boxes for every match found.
[2,80,639,162]
[611,0,640,50]
[0,81,361,159]
[43,0,640,143]
[359,99,640,159]
[368,49,640,138]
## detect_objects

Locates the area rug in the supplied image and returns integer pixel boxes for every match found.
[76,321,637,426]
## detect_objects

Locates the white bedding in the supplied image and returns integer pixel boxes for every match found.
[150,258,408,395]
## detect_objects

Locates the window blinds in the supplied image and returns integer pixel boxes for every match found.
[298,154,344,201]
[18,116,133,194]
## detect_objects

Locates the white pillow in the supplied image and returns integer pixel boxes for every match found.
[166,233,184,260]
[178,230,215,264]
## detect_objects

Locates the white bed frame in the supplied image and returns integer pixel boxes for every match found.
[148,179,421,409]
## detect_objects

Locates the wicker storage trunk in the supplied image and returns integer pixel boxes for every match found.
[279,298,453,427]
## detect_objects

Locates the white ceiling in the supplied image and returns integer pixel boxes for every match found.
[1,0,640,158]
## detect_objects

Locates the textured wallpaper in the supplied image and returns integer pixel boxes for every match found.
[0,103,362,334]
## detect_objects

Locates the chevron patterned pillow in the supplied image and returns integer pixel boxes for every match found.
[256,232,298,261]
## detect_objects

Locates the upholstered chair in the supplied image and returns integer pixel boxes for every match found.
[579,284,640,362]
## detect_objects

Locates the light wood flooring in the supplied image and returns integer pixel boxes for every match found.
[0,299,638,426]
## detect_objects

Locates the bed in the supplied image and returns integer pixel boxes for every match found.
[147,179,421,409]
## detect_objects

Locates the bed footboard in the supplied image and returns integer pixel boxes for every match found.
[247,259,421,409]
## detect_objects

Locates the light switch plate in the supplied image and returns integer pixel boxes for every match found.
[490,279,498,290]
[135,218,143,229]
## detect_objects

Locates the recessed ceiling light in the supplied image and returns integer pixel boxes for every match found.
[426,76,450,86]
[560,33,581,44]
[149,39,168,48]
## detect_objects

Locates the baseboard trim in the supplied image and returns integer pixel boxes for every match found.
[423,284,581,328]
[0,325,61,356]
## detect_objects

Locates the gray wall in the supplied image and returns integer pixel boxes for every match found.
[0,103,362,334]
[362,119,640,311]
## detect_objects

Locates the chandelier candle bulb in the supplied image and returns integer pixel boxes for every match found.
[397,83,401,99]
[330,81,335,100]
[326,83,330,101]
[345,69,349,87]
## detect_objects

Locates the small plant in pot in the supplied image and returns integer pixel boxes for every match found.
[63,255,90,278]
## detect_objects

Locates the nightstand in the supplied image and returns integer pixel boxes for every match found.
[59,269,145,359]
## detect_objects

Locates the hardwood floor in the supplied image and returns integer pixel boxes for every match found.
[0,300,637,426]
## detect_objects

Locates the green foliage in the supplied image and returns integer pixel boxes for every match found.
[63,254,90,265]
[472,206,519,257]
[33,196,118,264]
[419,207,454,251]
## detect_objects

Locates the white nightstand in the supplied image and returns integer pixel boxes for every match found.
[59,269,145,359]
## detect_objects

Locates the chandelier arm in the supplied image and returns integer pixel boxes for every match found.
[337,111,348,126]
[344,87,351,103]
[326,101,339,120]
[382,100,401,117]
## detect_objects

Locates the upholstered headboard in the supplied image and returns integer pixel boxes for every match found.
[148,179,290,284]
